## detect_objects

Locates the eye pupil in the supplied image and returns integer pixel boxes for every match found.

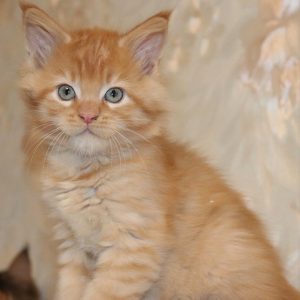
[58,84,76,101]
[104,87,124,103]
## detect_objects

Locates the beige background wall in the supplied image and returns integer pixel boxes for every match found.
[0,0,299,298]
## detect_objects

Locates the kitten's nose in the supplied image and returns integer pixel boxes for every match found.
[79,113,99,124]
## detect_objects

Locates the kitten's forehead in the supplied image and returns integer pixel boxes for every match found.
[61,29,121,82]
[48,29,138,99]
[71,30,110,59]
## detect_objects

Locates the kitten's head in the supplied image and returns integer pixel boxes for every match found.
[20,3,169,159]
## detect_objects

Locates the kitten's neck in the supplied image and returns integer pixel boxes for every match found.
[45,137,161,178]
[47,150,105,174]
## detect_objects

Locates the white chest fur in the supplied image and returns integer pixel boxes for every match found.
[42,152,164,268]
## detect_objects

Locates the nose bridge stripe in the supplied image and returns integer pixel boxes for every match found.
[78,101,100,115]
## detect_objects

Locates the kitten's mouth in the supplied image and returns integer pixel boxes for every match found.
[78,127,98,137]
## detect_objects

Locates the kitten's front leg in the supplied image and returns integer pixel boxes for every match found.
[83,242,162,300]
[54,249,88,300]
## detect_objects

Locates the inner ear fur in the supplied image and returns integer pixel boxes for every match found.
[120,12,171,75]
[20,2,70,67]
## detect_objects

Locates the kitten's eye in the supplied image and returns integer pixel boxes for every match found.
[104,87,124,103]
[57,84,76,101]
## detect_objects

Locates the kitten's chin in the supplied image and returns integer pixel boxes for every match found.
[68,132,109,158]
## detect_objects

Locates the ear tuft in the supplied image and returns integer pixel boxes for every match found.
[121,12,171,75]
[21,3,70,67]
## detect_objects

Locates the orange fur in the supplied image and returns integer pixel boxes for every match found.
[20,4,300,300]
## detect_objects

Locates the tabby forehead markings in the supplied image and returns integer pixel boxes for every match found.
[74,41,110,74]
[99,46,109,60]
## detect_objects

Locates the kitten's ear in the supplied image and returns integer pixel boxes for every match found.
[120,12,170,75]
[20,2,70,67]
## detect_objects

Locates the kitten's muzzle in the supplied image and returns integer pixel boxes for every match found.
[78,113,99,124]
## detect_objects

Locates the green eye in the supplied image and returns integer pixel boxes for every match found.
[104,87,124,103]
[58,84,76,101]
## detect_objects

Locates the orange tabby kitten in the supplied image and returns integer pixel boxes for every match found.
[20,3,299,300]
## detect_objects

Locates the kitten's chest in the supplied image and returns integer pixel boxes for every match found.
[42,166,156,248]
[44,173,116,236]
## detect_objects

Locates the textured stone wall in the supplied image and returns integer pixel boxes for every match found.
[0,0,299,298]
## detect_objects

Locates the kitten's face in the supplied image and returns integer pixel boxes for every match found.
[21,4,169,158]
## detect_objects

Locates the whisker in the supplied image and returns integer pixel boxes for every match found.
[112,129,150,174]
[30,121,56,131]
[42,131,65,172]
[111,135,122,169]
[120,127,160,152]
[27,128,61,166]
[108,137,113,168]
[116,117,150,123]
[24,122,56,152]
[115,133,127,168]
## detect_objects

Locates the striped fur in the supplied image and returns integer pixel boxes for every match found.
[20,4,299,300]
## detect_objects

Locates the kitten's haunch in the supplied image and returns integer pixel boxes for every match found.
[20,3,300,300]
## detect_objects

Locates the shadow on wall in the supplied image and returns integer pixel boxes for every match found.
[0,249,39,300]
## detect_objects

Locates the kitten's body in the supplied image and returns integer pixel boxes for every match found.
[20,4,299,300]
[43,137,297,300]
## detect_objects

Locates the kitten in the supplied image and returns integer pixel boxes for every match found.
[20,3,300,300]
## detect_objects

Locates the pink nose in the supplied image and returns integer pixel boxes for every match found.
[79,113,99,124]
